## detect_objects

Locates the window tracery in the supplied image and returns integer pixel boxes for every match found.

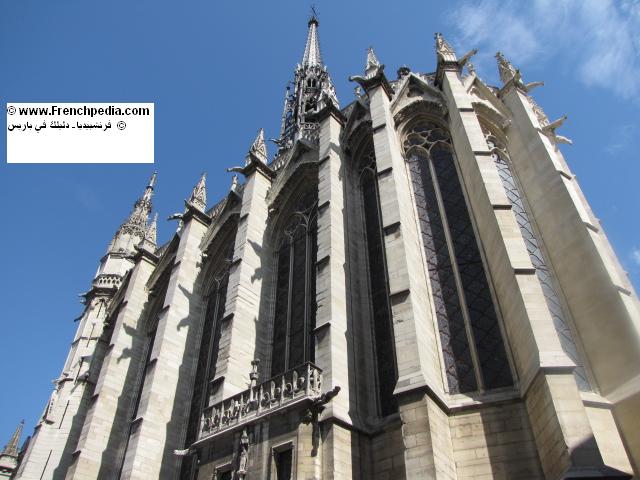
[483,126,590,391]
[405,121,513,394]
[270,189,318,377]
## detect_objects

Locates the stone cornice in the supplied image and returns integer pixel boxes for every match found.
[435,59,461,88]
[349,65,394,99]
[182,201,212,227]
[132,244,160,264]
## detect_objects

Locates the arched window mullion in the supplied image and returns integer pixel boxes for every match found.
[427,152,485,392]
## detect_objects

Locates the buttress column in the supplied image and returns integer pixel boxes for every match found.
[119,176,210,480]
[353,50,457,479]
[494,51,638,475]
[66,223,159,479]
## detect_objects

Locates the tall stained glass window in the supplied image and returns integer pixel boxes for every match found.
[405,121,513,394]
[270,190,318,376]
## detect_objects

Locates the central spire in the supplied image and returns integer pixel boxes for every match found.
[275,14,338,153]
[302,15,322,67]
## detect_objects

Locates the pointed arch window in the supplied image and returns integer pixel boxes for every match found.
[405,121,513,394]
[270,190,318,376]
[359,146,398,416]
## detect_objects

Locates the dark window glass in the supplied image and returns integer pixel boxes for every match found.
[405,122,513,393]
[274,448,292,480]
[270,190,318,376]
[360,150,398,416]
[271,242,291,375]
[289,229,308,368]
[409,150,476,393]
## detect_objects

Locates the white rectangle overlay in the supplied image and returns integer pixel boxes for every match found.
[7,103,154,163]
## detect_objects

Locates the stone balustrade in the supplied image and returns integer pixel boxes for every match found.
[198,362,322,441]
[92,274,122,290]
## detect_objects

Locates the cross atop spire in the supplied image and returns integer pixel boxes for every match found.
[302,9,322,66]
[2,419,24,458]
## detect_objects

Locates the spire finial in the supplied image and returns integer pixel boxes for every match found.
[138,213,158,251]
[130,173,155,224]
[188,173,207,212]
[496,51,517,84]
[143,171,157,202]
[146,213,158,245]
[365,46,381,78]
[435,32,457,62]
[248,128,268,164]
[2,419,24,458]
[108,173,156,254]
[302,9,322,66]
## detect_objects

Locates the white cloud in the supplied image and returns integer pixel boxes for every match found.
[445,0,640,100]
[632,248,640,266]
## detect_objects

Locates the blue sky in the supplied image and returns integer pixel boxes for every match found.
[1,0,638,445]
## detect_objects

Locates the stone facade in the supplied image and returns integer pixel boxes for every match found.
[15,17,640,480]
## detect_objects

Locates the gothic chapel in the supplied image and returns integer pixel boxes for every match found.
[14,15,640,480]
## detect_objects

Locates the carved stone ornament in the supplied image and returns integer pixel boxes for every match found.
[435,32,457,63]
[365,46,382,79]
[236,429,249,478]
[495,51,544,96]
[248,128,268,164]
[188,173,207,211]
